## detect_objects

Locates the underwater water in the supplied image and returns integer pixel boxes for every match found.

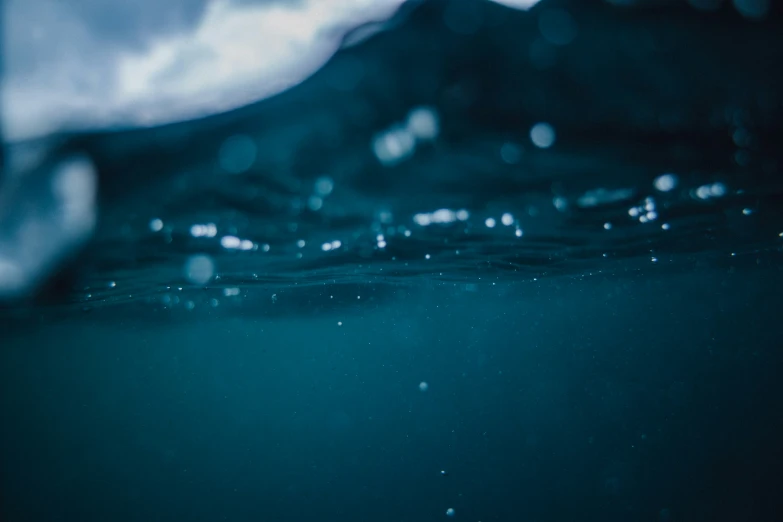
[1,0,783,521]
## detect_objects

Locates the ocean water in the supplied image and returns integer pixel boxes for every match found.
[1,0,783,521]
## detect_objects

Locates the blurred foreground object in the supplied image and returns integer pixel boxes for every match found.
[0,152,97,300]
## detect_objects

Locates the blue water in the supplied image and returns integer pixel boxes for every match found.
[2,0,783,521]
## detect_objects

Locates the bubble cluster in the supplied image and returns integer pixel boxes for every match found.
[191,223,218,238]
[694,182,727,200]
[413,209,470,226]
[321,240,343,251]
[373,107,441,166]
[628,197,658,223]
[220,235,255,251]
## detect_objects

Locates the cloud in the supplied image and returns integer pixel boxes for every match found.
[2,0,541,142]
[2,0,406,141]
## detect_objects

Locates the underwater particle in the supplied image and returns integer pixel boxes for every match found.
[414,213,432,226]
[406,106,440,141]
[414,209,465,226]
[297,239,306,248]
[733,0,770,19]
[432,209,456,224]
[515,228,523,237]
[307,195,323,211]
[149,218,163,232]
[553,196,568,212]
[220,235,241,249]
[662,223,670,230]
[501,213,514,226]
[419,381,429,392]
[695,182,727,200]
[373,126,416,166]
[184,254,215,285]
[604,222,612,230]
[446,508,455,517]
[379,210,394,224]
[538,8,578,46]
[338,321,343,326]
[500,142,522,164]
[191,223,218,238]
[654,173,678,192]
[709,182,727,197]
[425,254,431,260]
[742,208,753,215]
[440,469,448,475]
[732,127,751,147]
[321,242,333,251]
[218,134,257,174]
[734,149,750,166]
[485,217,496,228]
[577,187,635,208]
[530,122,556,148]
[529,38,557,70]
[315,176,334,196]
[184,300,195,310]
[223,288,240,297]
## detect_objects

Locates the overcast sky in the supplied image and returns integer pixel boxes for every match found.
[2,0,542,142]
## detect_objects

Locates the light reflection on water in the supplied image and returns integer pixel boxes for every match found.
[1,0,781,308]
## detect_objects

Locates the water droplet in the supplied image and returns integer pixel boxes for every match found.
[530,122,556,148]
[654,173,678,192]
[184,255,215,285]
[218,134,257,174]
[406,107,440,141]
[149,218,163,232]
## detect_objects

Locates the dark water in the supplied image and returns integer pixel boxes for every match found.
[2,0,783,521]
